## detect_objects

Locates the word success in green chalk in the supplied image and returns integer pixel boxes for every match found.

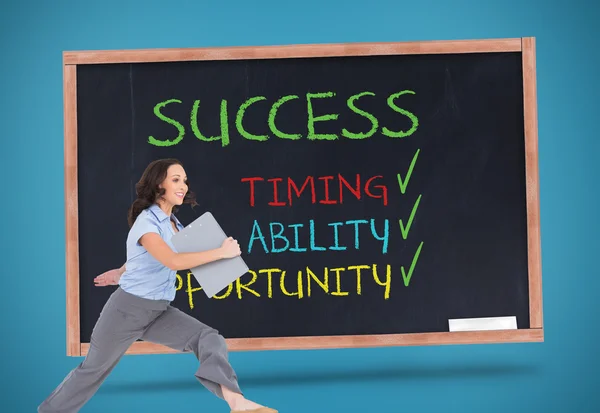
[147,90,419,147]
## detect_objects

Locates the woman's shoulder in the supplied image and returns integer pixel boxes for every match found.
[131,208,155,226]
[132,204,164,224]
[128,207,163,242]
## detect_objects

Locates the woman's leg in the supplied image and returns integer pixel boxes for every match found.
[141,305,276,411]
[38,288,165,413]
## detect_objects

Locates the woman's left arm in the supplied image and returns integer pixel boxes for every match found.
[93,263,125,286]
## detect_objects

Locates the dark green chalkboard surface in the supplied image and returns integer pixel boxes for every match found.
[63,38,543,356]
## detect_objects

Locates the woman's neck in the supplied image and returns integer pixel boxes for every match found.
[156,201,173,217]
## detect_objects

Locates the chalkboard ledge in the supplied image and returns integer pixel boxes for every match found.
[78,329,543,355]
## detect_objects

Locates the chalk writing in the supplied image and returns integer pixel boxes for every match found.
[167,86,426,310]
[241,174,388,207]
[147,90,419,147]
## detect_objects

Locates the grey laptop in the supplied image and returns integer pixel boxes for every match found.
[171,211,249,298]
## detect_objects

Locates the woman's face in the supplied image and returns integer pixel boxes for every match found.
[159,164,188,207]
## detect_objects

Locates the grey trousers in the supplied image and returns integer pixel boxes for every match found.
[38,287,243,413]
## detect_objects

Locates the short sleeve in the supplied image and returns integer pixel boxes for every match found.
[129,212,161,246]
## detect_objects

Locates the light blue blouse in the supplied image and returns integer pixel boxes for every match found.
[118,203,184,301]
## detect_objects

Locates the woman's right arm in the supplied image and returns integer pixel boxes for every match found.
[139,233,241,270]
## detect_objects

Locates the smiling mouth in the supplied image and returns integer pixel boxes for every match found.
[175,192,185,198]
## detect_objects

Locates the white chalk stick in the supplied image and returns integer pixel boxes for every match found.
[448,316,517,332]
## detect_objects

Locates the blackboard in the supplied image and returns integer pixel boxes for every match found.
[63,38,543,356]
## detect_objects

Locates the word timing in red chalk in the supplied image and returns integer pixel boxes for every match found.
[241,174,389,207]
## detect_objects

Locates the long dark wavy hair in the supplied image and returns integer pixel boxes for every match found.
[128,158,198,227]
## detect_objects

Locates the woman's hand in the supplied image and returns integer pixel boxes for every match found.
[94,268,122,286]
[220,237,241,259]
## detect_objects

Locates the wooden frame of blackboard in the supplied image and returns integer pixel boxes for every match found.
[63,37,543,356]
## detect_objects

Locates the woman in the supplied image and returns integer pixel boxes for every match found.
[39,158,277,413]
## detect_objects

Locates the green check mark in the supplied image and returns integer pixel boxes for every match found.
[397,148,420,194]
[401,241,424,287]
[399,194,421,240]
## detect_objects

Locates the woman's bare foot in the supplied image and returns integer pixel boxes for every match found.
[221,385,268,411]
[230,397,265,411]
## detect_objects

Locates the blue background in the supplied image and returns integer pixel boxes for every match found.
[2,1,598,412]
